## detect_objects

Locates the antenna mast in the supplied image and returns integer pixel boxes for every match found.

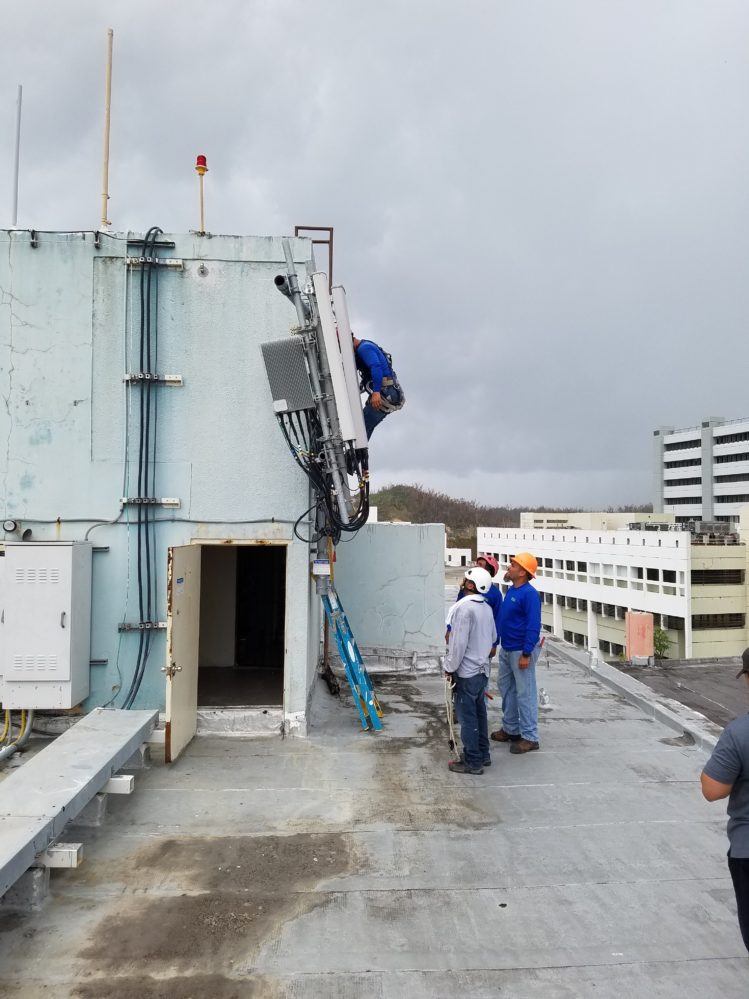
[100,28,114,230]
[11,85,22,227]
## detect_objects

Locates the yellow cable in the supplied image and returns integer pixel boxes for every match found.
[0,709,9,743]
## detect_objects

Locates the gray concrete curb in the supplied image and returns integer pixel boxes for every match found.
[547,639,723,753]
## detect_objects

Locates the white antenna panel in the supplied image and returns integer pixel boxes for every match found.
[331,286,368,449]
[311,272,359,445]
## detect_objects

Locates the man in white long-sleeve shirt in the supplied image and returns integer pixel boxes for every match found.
[444,566,498,775]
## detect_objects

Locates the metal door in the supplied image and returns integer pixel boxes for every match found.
[164,544,202,763]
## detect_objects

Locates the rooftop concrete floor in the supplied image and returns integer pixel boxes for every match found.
[0,647,747,996]
[618,656,749,729]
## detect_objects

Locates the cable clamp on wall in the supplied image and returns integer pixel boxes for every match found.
[118,622,167,633]
[123,373,183,385]
[120,497,181,508]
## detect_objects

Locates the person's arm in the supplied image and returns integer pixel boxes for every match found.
[702,727,741,802]
[445,606,471,675]
[517,589,541,668]
[701,773,733,801]
[492,591,502,652]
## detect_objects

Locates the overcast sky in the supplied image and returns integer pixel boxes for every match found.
[2,2,748,507]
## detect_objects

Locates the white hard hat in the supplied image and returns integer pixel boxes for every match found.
[464,566,492,595]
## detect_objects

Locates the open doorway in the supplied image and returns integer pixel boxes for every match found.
[197,544,286,707]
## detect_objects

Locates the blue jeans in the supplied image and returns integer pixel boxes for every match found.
[363,385,402,439]
[498,646,541,743]
[454,673,489,769]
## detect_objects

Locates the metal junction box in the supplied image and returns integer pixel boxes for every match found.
[0,542,92,709]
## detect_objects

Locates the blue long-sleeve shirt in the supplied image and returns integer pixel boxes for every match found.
[455,583,502,640]
[499,582,541,654]
[355,340,394,392]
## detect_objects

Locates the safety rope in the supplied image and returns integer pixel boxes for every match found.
[444,674,459,756]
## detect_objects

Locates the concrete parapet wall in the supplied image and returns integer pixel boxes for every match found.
[334,523,445,655]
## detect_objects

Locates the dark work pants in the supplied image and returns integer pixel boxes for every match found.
[454,673,489,770]
[363,385,402,439]
[728,853,749,952]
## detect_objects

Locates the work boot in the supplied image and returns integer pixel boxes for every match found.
[509,739,540,754]
[460,752,491,767]
[448,760,484,775]
[491,728,521,743]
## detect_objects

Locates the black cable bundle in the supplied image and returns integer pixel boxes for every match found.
[276,408,370,546]
[122,226,163,709]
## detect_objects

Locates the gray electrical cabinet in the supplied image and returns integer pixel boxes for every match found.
[0,542,92,709]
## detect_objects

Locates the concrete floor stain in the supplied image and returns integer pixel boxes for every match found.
[72,972,278,999]
[75,833,356,986]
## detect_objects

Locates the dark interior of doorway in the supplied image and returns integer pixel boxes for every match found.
[197,545,286,707]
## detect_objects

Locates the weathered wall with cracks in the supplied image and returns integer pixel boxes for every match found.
[334,522,445,657]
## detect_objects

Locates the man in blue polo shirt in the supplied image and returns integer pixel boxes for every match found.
[701,647,749,952]
[491,552,542,755]
[352,335,404,439]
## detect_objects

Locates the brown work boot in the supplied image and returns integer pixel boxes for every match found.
[491,728,521,743]
[510,739,540,754]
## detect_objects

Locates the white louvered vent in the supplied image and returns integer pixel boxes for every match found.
[12,655,58,672]
[13,566,61,584]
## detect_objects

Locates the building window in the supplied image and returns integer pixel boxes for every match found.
[664,439,701,452]
[592,601,602,614]
[714,431,749,446]
[664,457,701,469]
[662,570,676,583]
[663,616,685,631]
[692,613,746,629]
[646,568,659,581]
[664,496,703,505]
[715,452,749,464]
[715,494,749,504]
[714,473,749,484]
[691,569,745,585]
[578,599,588,611]
[664,477,702,487]
[565,560,575,571]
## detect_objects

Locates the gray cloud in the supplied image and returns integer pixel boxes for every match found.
[2,1,748,507]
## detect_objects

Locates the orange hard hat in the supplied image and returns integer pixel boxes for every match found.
[511,552,537,578]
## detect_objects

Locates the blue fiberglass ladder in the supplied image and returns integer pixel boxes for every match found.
[322,588,383,732]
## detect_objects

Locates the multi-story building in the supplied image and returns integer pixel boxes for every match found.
[654,417,749,525]
[520,511,674,531]
[477,514,749,661]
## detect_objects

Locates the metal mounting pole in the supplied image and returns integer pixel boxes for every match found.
[100,29,114,230]
[11,85,22,228]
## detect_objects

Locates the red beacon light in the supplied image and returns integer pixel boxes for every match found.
[195,154,208,176]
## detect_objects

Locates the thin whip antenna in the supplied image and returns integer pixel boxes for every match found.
[11,85,22,227]
[100,28,114,230]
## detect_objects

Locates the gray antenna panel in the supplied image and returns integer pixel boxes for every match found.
[260,337,315,413]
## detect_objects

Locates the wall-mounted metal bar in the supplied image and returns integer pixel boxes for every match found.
[120,497,180,507]
[123,374,183,385]
[125,257,183,269]
[125,238,176,249]
[118,622,167,632]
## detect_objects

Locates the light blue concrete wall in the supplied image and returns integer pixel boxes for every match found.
[0,230,319,716]
[334,523,446,654]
